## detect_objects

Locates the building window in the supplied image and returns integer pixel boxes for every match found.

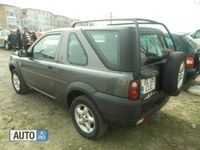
[6,11,13,16]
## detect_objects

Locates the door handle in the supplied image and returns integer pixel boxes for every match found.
[47,65,53,69]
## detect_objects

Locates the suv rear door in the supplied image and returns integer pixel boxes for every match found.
[139,32,167,100]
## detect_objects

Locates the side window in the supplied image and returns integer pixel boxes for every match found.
[33,34,60,60]
[140,34,165,60]
[165,36,174,49]
[85,31,120,66]
[67,33,87,65]
[2,31,9,36]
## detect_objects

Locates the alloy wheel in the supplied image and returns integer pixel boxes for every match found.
[177,61,185,89]
[74,104,95,133]
[13,73,21,91]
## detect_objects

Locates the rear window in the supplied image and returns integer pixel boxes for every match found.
[165,35,188,52]
[140,34,166,62]
[165,35,198,53]
[85,30,120,66]
[182,36,198,53]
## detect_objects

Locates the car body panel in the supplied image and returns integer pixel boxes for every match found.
[0,29,9,47]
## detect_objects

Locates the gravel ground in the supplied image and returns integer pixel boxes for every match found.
[0,48,200,150]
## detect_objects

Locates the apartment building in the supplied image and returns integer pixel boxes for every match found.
[54,15,71,28]
[0,4,22,29]
[21,8,55,31]
[0,3,72,31]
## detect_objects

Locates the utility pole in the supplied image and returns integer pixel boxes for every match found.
[110,12,112,24]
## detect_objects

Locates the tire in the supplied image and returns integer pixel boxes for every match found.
[71,95,108,139]
[162,52,186,96]
[11,69,29,94]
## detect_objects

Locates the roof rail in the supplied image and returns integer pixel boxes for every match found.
[70,18,176,51]
[70,18,165,28]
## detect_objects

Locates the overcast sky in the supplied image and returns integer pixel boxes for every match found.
[0,0,200,32]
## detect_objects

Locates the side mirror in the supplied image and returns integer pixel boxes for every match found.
[18,49,33,57]
[18,49,28,57]
[191,34,195,39]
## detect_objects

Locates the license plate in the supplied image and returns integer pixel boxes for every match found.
[141,77,156,94]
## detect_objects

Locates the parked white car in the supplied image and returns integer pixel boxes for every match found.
[191,29,200,48]
[0,29,10,49]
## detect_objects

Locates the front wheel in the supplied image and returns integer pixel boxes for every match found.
[11,69,29,94]
[71,95,108,139]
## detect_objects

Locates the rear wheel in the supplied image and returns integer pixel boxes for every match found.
[177,61,185,89]
[162,52,186,96]
[71,95,108,139]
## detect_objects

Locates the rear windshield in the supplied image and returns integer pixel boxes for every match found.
[85,30,120,66]
[165,34,198,53]
[140,34,166,63]
[182,36,198,52]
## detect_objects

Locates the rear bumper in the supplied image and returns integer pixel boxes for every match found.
[91,92,170,126]
[185,68,198,80]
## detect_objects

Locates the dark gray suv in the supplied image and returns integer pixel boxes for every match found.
[9,19,186,139]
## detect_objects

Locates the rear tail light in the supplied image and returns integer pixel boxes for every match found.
[144,115,150,121]
[128,80,140,100]
[186,56,194,67]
